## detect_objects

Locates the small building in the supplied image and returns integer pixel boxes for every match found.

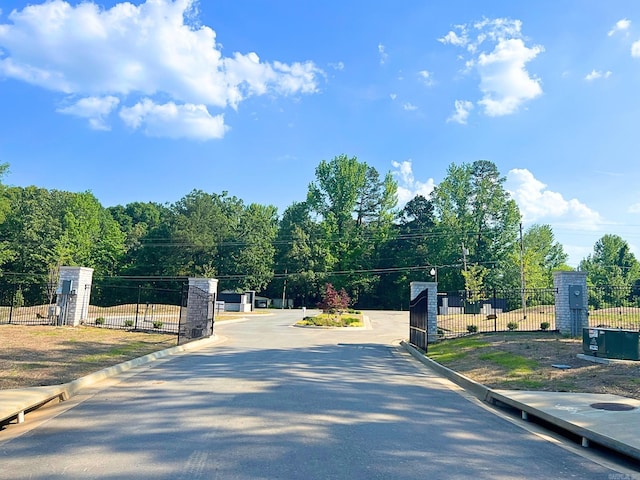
[217,291,253,312]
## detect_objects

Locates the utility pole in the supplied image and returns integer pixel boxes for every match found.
[462,242,469,301]
[519,222,527,320]
[281,269,287,309]
[461,242,468,273]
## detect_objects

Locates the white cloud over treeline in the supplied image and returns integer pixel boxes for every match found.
[506,168,603,229]
[391,160,435,205]
[0,0,322,140]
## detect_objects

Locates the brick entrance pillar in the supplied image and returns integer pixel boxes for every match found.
[179,277,219,344]
[553,271,588,336]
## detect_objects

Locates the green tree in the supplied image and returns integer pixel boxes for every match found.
[305,154,398,303]
[374,195,436,308]
[580,234,640,287]
[430,160,520,291]
[272,202,331,306]
[503,224,570,290]
[226,203,278,291]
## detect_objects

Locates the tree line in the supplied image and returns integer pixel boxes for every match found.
[1,157,638,309]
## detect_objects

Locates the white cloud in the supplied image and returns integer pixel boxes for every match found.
[0,0,322,139]
[505,168,603,229]
[447,99,473,124]
[585,70,612,81]
[440,18,543,117]
[389,93,397,100]
[119,99,228,140]
[632,40,640,58]
[628,203,640,214]
[476,38,543,116]
[418,70,433,86]
[438,29,468,47]
[328,61,344,71]
[608,18,631,36]
[403,102,418,111]
[378,43,388,65]
[391,160,435,205]
[57,96,120,130]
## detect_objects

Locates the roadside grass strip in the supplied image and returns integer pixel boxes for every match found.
[427,337,490,363]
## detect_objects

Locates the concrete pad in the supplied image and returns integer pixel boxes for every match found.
[489,390,640,460]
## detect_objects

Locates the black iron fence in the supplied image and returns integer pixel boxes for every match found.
[87,280,186,334]
[436,288,557,338]
[587,285,640,330]
[0,281,57,325]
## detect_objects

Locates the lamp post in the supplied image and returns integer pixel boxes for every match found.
[430,267,437,283]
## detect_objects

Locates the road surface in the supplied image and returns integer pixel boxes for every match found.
[0,310,625,479]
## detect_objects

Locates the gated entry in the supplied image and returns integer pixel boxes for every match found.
[409,288,428,351]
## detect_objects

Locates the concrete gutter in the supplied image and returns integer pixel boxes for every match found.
[402,340,640,462]
[401,340,491,401]
[1,335,219,426]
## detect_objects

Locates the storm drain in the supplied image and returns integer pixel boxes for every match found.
[590,402,636,411]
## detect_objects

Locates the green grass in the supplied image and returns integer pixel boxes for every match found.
[478,351,538,375]
[20,362,50,370]
[427,337,490,363]
[78,342,149,363]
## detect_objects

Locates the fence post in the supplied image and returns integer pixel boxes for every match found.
[493,288,497,331]
[8,286,15,324]
[135,285,141,330]
[553,271,588,336]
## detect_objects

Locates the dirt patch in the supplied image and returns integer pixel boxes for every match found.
[0,325,176,389]
[427,332,640,400]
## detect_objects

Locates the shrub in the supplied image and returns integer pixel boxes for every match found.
[466,325,478,333]
[95,317,105,325]
[540,321,550,331]
[507,321,519,331]
[123,319,134,328]
[153,320,163,329]
[317,283,350,314]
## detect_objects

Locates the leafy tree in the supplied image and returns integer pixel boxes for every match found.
[502,224,570,290]
[271,202,332,306]
[462,264,488,302]
[226,203,278,291]
[429,160,520,291]
[580,234,640,287]
[305,154,398,302]
[374,195,436,308]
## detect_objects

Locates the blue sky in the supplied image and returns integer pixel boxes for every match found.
[2,0,640,267]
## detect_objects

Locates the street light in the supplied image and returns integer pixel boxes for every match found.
[430,267,437,283]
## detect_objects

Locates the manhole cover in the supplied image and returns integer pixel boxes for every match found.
[590,402,636,411]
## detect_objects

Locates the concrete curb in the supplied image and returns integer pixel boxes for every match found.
[65,334,220,397]
[401,340,640,462]
[401,340,491,401]
[1,334,220,425]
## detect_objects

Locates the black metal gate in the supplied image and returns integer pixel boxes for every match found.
[410,288,428,351]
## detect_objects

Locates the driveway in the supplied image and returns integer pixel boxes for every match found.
[0,310,621,479]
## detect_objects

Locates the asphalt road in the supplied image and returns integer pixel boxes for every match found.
[0,310,624,479]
